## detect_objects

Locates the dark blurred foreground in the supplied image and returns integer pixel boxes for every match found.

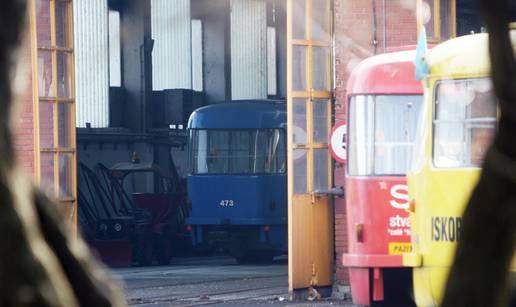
[0,1,125,306]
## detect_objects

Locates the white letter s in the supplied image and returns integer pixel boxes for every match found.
[390,184,409,210]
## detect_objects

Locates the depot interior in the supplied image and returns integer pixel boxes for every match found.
[74,0,501,281]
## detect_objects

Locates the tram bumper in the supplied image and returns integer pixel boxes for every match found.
[342,253,407,268]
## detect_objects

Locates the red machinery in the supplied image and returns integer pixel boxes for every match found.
[108,162,187,265]
[78,160,188,266]
[343,49,423,306]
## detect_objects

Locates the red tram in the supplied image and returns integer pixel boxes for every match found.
[342,50,423,306]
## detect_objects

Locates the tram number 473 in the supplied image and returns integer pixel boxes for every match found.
[220,200,235,207]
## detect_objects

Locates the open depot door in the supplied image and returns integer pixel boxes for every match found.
[287,0,334,299]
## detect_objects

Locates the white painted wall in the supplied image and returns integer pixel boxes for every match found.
[192,19,203,92]
[151,0,192,90]
[230,0,267,100]
[109,10,121,87]
[74,0,109,128]
[267,26,277,96]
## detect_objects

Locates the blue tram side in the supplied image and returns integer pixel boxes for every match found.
[186,100,287,263]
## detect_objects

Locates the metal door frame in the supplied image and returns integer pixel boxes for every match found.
[286,0,334,297]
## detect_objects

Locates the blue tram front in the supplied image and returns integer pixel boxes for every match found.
[186,100,287,263]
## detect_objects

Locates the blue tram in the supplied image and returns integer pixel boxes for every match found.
[186,100,287,263]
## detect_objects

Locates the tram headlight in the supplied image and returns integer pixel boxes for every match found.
[408,199,416,213]
[356,223,364,243]
[114,223,122,232]
[99,223,108,233]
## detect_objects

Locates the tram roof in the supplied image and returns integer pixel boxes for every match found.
[426,33,490,79]
[346,50,423,95]
[188,100,286,129]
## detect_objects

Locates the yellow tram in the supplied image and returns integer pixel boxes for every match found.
[403,33,501,306]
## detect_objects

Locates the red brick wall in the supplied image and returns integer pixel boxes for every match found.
[14,35,35,176]
[333,0,418,285]
[15,0,54,180]
[15,1,58,186]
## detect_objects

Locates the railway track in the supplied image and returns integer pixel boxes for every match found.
[113,256,354,306]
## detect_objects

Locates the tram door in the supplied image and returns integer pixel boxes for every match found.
[287,0,333,297]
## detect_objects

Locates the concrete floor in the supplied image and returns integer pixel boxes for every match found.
[111,256,356,306]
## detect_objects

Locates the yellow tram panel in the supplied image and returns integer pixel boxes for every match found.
[403,32,516,306]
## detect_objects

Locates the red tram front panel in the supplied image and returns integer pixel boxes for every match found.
[343,176,411,305]
[344,176,410,263]
[341,49,423,306]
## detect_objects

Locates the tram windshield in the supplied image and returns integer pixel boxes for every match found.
[433,78,497,168]
[190,129,286,175]
[348,95,423,176]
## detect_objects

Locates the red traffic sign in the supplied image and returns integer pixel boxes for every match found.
[329,121,347,163]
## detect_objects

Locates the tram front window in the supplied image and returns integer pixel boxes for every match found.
[190,129,286,174]
[433,78,497,168]
[348,95,423,176]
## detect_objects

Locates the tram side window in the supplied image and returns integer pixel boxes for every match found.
[208,130,231,173]
[231,131,252,173]
[264,129,286,173]
[191,129,286,174]
[433,78,497,168]
[374,96,422,174]
[348,95,422,176]
[348,96,374,176]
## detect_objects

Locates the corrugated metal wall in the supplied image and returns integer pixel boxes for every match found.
[151,0,192,91]
[230,0,267,100]
[74,0,109,128]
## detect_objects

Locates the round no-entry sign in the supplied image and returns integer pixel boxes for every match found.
[329,121,347,163]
